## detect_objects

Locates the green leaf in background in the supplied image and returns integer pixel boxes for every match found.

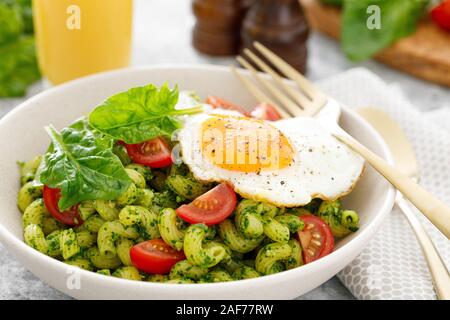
[0,0,23,45]
[89,84,203,144]
[341,0,429,61]
[39,119,132,211]
[0,0,40,97]
[320,0,343,5]
[0,35,40,97]
[16,0,33,33]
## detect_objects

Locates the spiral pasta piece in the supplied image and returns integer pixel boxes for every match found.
[119,205,159,240]
[158,208,185,251]
[285,239,303,270]
[184,224,226,268]
[24,224,48,254]
[218,219,263,253]
[19,156,42,186]
[87,247,122,269]
[234,199,264,239]
[317,200,359,238]
[169,260,209,281]
[116,238,134,266]
[199,268,233,283]
[22,198,47,228]
[125,163,153,181]
[232,265,260,280]
[65,258,94,271]
[97,220,138,256]
[113,266,141,281]
[255,242,292,275]
[18,182,43,213]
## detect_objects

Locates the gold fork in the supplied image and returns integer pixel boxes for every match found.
[233,42,450,240]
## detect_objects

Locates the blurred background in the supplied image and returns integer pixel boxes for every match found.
[0,0,449,299]
[0,0,449,112]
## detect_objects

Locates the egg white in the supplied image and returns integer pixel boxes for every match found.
[177,110,365,207]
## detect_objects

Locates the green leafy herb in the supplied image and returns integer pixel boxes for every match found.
[89,84,203,144]
[0,35,40,97]
[0,1,23,44]
[39,119,132,211]
[0,0,40,97]
[341,0,429,61]
[16,0,33,33]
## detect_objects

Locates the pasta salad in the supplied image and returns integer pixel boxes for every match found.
[17,84,360,283]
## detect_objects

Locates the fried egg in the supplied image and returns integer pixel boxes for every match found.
[176,110,365,207]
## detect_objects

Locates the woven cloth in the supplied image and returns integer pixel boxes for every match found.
[317,68,450,300]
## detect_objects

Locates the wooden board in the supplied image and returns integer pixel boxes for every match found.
[300,0,450,87]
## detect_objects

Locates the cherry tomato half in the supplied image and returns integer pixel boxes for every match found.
[130,239,185,274]
[206,96,249,115]
[298,215,334,264]
[43,186,83,226]
[123,137,172,168]
[176,183,237,226]
[431,0,450,32]
[249,103,282,121]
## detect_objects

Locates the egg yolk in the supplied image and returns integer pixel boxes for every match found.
[201,115,294,172]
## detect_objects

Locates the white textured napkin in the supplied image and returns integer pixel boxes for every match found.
[316,68,450,300]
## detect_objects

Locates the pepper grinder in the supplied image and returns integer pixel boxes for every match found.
[241,0,309,74]
[192,0,246,56]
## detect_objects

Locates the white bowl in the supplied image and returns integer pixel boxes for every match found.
[0,65,395,299]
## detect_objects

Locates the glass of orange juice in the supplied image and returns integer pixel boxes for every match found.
[32,0,133,85]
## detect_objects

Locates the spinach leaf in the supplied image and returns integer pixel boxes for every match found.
[89,84,203,144]
[342,0,429,61]
[39,120,131,211]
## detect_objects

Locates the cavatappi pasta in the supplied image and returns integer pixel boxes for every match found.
[18,155,360,283]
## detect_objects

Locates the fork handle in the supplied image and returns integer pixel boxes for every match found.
[337,134,450,240]
[396,193,450,300]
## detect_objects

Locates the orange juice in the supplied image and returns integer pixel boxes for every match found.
[33,0,133,84]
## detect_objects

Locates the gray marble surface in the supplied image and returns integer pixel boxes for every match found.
[0,0,448,300]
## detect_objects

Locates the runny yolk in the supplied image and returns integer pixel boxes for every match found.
[201,115,294,172]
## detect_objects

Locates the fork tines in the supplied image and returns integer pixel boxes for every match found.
[235,42,328,118]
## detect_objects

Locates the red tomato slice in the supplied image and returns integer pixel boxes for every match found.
[124,137,172,168]
[431,0,450,31]
[249,103,282,121]
[176,183,237,226]
[130,239,185,274]
[43,186,83,226]
[206,96,249,115]
[298,215,334,264]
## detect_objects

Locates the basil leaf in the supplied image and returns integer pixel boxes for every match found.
[39,122,131,211]
[89,84,203,144]
[341,0,429,61]
[70,117,114,149]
